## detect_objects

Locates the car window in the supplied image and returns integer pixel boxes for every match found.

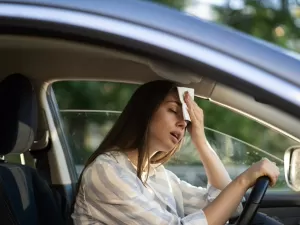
[4,153,35,168]
[5,154,22,164]
[52,81,299,192]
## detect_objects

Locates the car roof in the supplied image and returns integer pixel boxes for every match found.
[1,0,300,85]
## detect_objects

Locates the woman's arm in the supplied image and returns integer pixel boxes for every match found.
[168,158,279,225]
[184,93,231,189]
[202,175,246,224]
[194,140,231,190]
[203,159,279,225]
[167,169,242,218]
[181,94,279,224]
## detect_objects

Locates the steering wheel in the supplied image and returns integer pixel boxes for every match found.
[234,176,270,225]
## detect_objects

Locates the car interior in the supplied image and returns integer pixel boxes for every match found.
[0,73,66,225]
[1,35,300,224]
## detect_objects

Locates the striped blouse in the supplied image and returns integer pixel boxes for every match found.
[72,151,243,225]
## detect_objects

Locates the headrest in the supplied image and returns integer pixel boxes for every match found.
[0,74,37,155]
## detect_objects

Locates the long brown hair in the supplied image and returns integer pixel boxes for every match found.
[77,80,184,189]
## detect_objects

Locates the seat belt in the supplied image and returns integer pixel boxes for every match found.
[29,141,71,224]
[29,145,52,184]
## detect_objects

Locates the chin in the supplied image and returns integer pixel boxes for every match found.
[154,140,177,153]
[161,144,177,153]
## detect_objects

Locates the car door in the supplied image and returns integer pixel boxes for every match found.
[2,0,300,224]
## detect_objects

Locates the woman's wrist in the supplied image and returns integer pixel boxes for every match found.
[193,136,212,152]
[236,173,251,191]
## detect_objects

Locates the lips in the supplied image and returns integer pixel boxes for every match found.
[170,131,181,142]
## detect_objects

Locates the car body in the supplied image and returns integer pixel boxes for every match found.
[0,0,300,224]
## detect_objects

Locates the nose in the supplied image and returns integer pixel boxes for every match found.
[177,119,187,129]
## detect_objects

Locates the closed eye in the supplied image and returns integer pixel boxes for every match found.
[169,108,177,114]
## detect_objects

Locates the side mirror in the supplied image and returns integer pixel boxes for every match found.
[284,146,300,192]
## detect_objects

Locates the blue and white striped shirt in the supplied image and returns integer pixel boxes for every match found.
[72,151,243,225]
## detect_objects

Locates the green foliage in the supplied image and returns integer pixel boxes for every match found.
[53,81,138,111]
[213,0,300,52]
[145,0,191,10]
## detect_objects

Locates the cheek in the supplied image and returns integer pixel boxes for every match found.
[151,110,173,132]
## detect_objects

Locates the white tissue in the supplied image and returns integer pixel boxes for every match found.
[177,87,194,122]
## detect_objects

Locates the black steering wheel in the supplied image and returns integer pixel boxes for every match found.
[234,176,270,225]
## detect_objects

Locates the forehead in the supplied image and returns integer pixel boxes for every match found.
[164,91,179,101]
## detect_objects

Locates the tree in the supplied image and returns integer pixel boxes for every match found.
[213,0,300,52]
[147,0,191,10]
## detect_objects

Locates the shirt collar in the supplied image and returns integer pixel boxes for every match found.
[110,151,156,177]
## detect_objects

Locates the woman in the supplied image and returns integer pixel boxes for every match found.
[72,80,280,225]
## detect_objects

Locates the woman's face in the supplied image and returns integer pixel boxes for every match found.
[148,91,187,153]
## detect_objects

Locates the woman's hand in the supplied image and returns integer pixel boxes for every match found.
[184,92,206,146]
[202,158,279,225]
[238,158,280,188]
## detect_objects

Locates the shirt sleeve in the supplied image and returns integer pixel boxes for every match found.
[166,170,244,217]
[79,160,209,225]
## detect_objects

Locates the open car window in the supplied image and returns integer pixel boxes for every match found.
[52,80,299,193]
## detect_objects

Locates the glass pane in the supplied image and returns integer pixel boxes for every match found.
[5,154,21,164]
[52,81,299,192]
[59,110,121,174]
[168,128,288,191]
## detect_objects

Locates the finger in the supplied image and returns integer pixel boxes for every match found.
[271,174,279,187]
[261,157,270,162]
[186,94,203,113]
[184,93,198,122]
[262,160,278,186]
[184,92,193,109]
[271,162,280,177]
[192,101,204,118]
[270,179,276,187]
[186,103,198,123]
[272,173,278,185]
[185,93,204,124]
[270,168,280,187]
[266,173,275,187]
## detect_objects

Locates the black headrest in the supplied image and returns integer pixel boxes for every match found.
[0,74,37,155]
